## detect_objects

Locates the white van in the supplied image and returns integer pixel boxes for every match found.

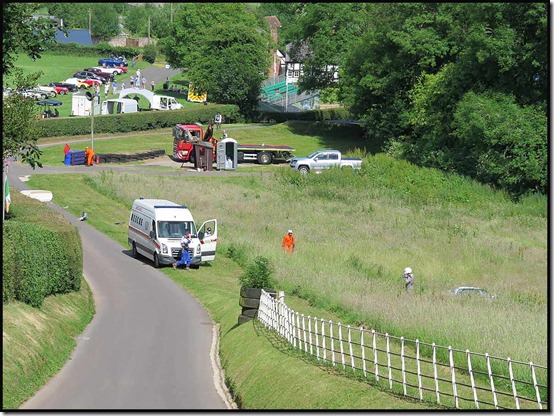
[128,198,217,268]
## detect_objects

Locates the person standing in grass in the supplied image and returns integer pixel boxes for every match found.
[112,80,118,95]
[403,267,414,292]
[282,230,295,254]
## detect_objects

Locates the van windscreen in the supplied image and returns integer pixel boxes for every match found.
[157,221,197,238]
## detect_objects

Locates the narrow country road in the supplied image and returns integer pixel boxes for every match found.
[9,164,233,410]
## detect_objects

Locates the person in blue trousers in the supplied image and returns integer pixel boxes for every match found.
[173,232,192,270]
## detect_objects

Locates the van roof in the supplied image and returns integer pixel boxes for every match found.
[133,199,187,209]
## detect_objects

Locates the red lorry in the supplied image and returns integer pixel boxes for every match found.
[172,124,295,165]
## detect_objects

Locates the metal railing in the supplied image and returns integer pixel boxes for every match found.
[258,290,548,410]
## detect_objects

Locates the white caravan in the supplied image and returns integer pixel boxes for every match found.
[118,88,183,111]
[128,198,217,268]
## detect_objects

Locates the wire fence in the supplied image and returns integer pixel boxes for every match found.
[258,290,548,410]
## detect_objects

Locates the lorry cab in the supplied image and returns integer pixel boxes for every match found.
[173,124,204,161]
[128,198,217,268]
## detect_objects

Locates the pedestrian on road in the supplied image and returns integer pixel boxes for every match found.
[282,230,295,254]
[173,232,192,270]
[142,76,146,89]
[136,69,141,83]
[121,81,125,91]
[151,80,155,91]
[403,267,414,293]
[104,81,110,97]
[112,80,118,95]
[130,75,135,88]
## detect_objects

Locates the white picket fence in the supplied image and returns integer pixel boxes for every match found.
[257,290,548,410]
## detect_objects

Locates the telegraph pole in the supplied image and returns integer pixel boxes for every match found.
[88,9,92,35]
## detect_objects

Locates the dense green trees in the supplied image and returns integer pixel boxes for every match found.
[331,3,547,197]
[162,3,270,117]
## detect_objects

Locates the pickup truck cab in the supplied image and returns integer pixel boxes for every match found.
[290,149,362,174]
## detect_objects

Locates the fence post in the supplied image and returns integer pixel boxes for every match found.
[338,323,346,370]
[449,346,459,408]
[432,343,440,405]
[386,333,392,389]
[314,317,320,361]
[416,339,422,400]
[302,314,308,353]
[507,358,520,409]
[530,362,542,409]
[466,350,479,409]
[485,353,498,409]
[290,309,297,348]
[330,321,336,367]
[361,329,367,377]
[308,316,313,356]
[372,330,379,382]
[287,306,293,345]
[296,312,302,350]
[401,336,407,396]
[322,319,327,362]
[348,326,355,373]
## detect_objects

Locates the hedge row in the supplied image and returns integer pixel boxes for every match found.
[45,42,140,60]
[256,107,352,123]
[36,105,242,138]
[3,192,82,308]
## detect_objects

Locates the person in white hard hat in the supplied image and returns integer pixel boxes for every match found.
[282,229,295,254]
[403,267,414,292]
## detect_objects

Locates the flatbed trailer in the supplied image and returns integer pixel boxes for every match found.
[237,144,295,165]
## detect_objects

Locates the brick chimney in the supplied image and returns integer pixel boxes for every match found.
[265,16,281,78]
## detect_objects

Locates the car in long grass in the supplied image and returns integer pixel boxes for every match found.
[448,286,495,298]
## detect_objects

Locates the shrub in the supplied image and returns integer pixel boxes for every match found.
[256,107,351,123]
[239,256,275,289]
[142,43,157,64]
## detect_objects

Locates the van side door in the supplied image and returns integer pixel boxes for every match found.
[197,219,217,262]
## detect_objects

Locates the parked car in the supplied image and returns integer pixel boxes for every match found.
[98,58,128,67]
[84,67,115,80]
[92,66,123,75]
[73,71,107,84]
[35,85,59,97]
[448,287,495,298]
[49,81,78,93]
[114,65,128,74]
[64,78,92,89]
[20,89,49,100]
[289,149,363,174]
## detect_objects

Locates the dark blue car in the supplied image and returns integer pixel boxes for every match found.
[98,58,128,67]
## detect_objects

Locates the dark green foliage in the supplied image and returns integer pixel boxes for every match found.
[256,107,351,123]
[3,192,83,307]
[35,105,241,138]
[44,43,139,60]
[142,43,157,64]
[239,256,275,289]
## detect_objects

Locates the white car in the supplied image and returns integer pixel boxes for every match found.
[93,66,123,75]
[35,85,58,97]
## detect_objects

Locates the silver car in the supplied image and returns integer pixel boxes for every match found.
[448,286,495,298]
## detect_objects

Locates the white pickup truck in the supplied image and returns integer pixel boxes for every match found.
[289,149,362,174]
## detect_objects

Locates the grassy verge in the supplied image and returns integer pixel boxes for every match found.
[3,277,94,409]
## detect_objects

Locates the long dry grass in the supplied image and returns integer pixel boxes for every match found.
[84,151,547,381]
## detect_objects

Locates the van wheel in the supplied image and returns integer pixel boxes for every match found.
[257,151,272,165]
[153,253,160,268]
[132,242,139,258]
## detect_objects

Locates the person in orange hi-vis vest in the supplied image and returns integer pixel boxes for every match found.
[282,229,295,253]
[85,146,95,166]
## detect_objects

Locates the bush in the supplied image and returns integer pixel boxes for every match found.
[239,256,275,289]
[142,43,157,64]
[3,192,83,307]
[255,107,351,123]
